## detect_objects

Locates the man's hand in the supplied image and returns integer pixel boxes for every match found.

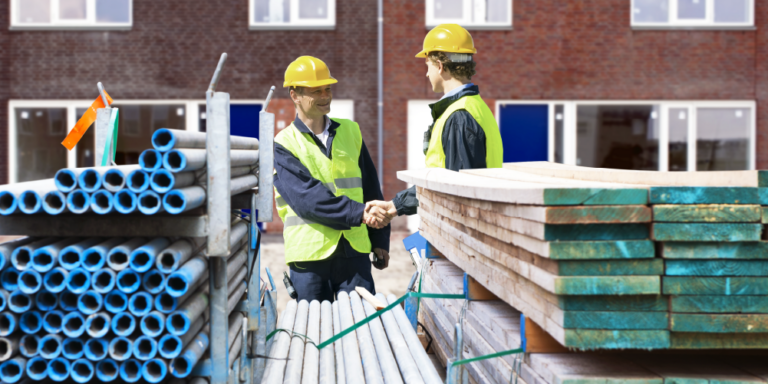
[372,248,390,270]
[364,201,397,228]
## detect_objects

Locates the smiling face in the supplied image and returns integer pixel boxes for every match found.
[290,85,333,119]
[425,57,445,94]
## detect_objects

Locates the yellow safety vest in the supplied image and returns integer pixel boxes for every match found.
[274,119,372,264]
[424,94,503,169]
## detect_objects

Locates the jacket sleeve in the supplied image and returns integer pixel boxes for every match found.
[392,185,419,216]
[359,141,391,252]
[273,143,364,230]
[441,110,487,171]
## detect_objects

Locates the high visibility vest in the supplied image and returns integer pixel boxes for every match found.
[424,94,503,169]
[274,119,372,264]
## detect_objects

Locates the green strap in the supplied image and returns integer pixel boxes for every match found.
[101,108,119,166]
[266,291,464,349]
[452,347,523,366]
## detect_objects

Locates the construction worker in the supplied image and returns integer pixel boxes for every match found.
[365,24,504,225]
[274,56,392,302]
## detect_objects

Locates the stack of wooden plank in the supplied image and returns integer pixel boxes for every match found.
[403,167,672,350]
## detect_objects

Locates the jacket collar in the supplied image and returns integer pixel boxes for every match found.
[429,85,480,121]
[292,115,340,135]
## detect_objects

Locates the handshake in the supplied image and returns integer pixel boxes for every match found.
[363,200,397,229]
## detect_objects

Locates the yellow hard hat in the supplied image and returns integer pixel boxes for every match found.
[283,56,338,88]
[415,24,477,58]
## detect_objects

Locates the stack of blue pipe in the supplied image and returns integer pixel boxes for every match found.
[0,220,249,383]
[0,128,259,216]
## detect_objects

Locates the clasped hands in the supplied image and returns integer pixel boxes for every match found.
[362,200,397,229]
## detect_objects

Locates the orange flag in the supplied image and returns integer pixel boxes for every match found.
[61,91,114,150]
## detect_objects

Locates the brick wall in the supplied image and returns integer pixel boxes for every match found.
[383,0,765,197]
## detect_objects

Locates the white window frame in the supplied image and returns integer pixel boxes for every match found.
[631,0,754,30]
[249,0,336,30]
[495,100,756,172]
[425,0,512,30]
[10,0,133,31]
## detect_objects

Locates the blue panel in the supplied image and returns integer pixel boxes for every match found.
[499,104,548,163]
[230,104,262,140]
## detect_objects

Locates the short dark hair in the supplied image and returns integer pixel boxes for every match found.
[289,86,304,95]
[427,51,477,81]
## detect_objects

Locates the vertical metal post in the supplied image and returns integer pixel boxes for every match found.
[247,193,260,384]
[207,52,231,384]
[94,82,113,166]
[256,89,275,222]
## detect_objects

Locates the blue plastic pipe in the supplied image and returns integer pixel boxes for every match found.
[142,358,168,383]
[92,268,116,293]
[128,292,153,317]
[18,190,44,214]
[36,290,59,310]
[129,237,170,273]
[166,290,208,335]
[0,289,6,312]
[71,358,94,383]
[104,291,128,314]
[90,190,114,214]
[81,237,125,272]
[39,334,63,359]
[12,238,55,271]
[97,358,119,382]
[17,270,42,294]
[158,316,205,359]
[58,237,101,270]
[139,149,163,172]
[85,338,109,361]
[108,337,133,361]
[162,149,205,172]
[62,312,86,338]
[140,311,166,338]
[47,357,70,382]
[111,313,136,337]
[54,168,80,193]
[0,190,19,215]
[43,310,64,334]
[114,189,138,214]
[163,186,205,214]
[150,169,196,194]
[119,359,142,383]
[155,239,195,273]
[1,269,19,291]
[77,291,103,315]
[85,312,111,338]
[62,338,85,360]
[66,268,91,294]
[116,269,141,294]
[154,292,177,314]
[142,269,166,294]
[25,356,47,380]
[0,356,27,383]
[66,190,91,214]
[43,268,68,293]
[20,311,42,334]
[0,313,15,337]
[138,190,164,214]
[170,330,209,378]
[31,238,79,273]
[42,190,67,215]
[8,291,33,313]
[166,255,207,297]
[0,237,38,271]
[132,336,157,361]
[19,335,39,358]
[108,238,146,271]
[77,169,103,192]
[102,166,142,192]
[59,291,79,312]
[127,170,151,193]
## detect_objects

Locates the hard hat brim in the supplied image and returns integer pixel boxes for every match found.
[283,77,338,88]
[415,47,477,58]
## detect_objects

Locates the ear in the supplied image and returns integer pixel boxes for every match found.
[289,89,300,104]
[434,59,445,74]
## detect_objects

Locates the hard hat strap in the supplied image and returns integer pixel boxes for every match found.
[447,53,473,63]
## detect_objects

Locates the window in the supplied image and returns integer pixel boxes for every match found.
[12,0,132,30]
[631,0,753,28]
[250,0,335,30]
[14,108,68,182]
[426,0,512,29]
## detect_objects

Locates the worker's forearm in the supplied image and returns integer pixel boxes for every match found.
[392,185,419,216]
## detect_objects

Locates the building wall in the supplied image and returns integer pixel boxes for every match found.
[2,0,379,184]
[383,0,766,198]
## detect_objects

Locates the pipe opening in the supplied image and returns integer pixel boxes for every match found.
[117,192,134,207]
[107,293,126,309]
[0,193,15,212]
[42,338,60,355]
[100,361,118,376]
[145,273,163,289]
[94,271,113,289]
[137,339,153,354]
[33,252,53,268]
[70,272,88,288]
[14,249,31,268]
[113,339,129,355]
[21,272,40,289]
[1,361,20,377]
[74,361,92,377]
[89,341,106,356]
[56,172,76,189]
[154,173,172,188]
[65,316,83,332]
[81,172,99,189]
[119,273,138,287]
[38,291,57,307]
[169,314,186,331]
[123,360,140,377]
[20,336,37,355]
[133,295,149,311]
[82,294,99,309]
[161,338,178,354]
[157,294,175,311]
[174,358,189,374]
[45,193,64,209]
[166,194,184,209]
[64,339,84,356]
[10,294,29,308]
[84,252,102,268]
[0,340,7,356]
[61,250,80,266]
[147,360,163,377]
[46,313,62,329]
[29,358,46,374]
[110,252,128,266]
[167,276,186,292]
[60,291,78,309]
[50,360,68,375]
[140,194,160,208]
[133,252,151,268]
[129,172,147,188]
[71,192,87,208]
[116,315,133,332]
[94,193,110,208]
[104,172,124,188]
[90,317,107,332]
[166,151,183,169]
[145,316,161,331]
[21,192,39,210]
[154,131,172,148]
[23,313,40,329]
[0,315,11,333]
[159,253,176,270]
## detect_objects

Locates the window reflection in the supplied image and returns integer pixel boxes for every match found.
[59,0,87,20]
[714,0,749,23]
[668,108,688,171]
[678,0,705,19]
[96,0,130,22]
[633,0,669,23]
[19,0,50,23]
[577,105,659,170]
[75,108,95,167]
[554,104,564,164]
[696,108,749,171]
[299,0,326,19]
[254,0,290,22]
[15,108,68,182]
[434,0,463,19]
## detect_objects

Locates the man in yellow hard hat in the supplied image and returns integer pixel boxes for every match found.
[273,56,392,302]
[364,24,504,224]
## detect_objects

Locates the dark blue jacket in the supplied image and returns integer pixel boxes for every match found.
[273,116,391,258]
[393,85,488,216]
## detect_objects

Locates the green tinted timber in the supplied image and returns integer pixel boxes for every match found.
[543,224,649,241]
[650,187,759,205]
[665,260,768,276]
[671,332,768,349]
[556,295,668,312]
[563,329,670,350]
[544,205,651,224]
[557,259,664,276]
[652,223,762,242]
[548,240,655,260]
[670,296,768,313]
[663,277,768,296]
[652,204,761,223]
[660,242,768,259]
[562,311,668,330]
[554,276,659,295]
[671,314,768,333]
[542,188,648,206]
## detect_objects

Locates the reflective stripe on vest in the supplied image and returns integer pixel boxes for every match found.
[273,119,372,264]
[424,94,504,169]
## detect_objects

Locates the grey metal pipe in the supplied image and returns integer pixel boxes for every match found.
[42,190,67,215]
[102,165,143,192]
[348,292,385,384]
[12,238,56,271]
[374,293,424,384]
[155,239,194,274]
[320,301,335,384]
[377,0,384,187]
[31,238,79,273]
[170,326,209,378]
[283,299,309,384]
[108,238,147,271]
[17,179,59,215]
[360,297,404,384]
[150,170,196,194]
[332,301,346,384]
[301,300,321,384]
[386,294,443,384]
[152,129,259,151]
[162,175,258,215]
[261,300,298,384]
[337,291,365,384]
[0,237,37,271]
[129,237,171,273]
[163,149,259,172]
[0,180,53,215]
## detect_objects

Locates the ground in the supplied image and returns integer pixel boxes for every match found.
[259,232,416,316]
